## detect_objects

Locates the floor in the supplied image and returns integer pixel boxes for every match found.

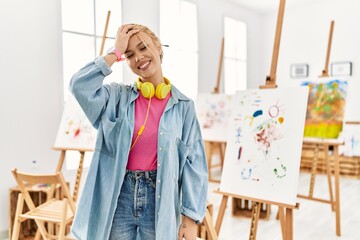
[4,171,359,240]
[207,170,360,240]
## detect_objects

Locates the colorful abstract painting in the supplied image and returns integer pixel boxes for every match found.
[54,96,97,150]
[302,79,348,138]
[220,87,308,206]
[196,93,232,142]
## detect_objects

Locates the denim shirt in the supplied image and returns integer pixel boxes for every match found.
[69,57,208,240]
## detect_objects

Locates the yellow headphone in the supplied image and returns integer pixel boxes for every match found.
[136,77,171,99]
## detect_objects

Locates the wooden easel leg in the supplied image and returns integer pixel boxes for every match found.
[56,150,66,172]
[205,141,213,181]
[249,201,261,240]
[219,142,225,168]
[309,145,319,197]
[73,151,85,202]
[285,208,293,240]
[215,195,229,235]
[333,146,341,236]
[278,206,286,239]
[204,209,218,240]
[324,144,335,211]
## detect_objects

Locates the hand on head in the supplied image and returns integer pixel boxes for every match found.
[115,24,140,54]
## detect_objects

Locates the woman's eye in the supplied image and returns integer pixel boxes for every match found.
[140,46,146,51]
[125,54,133,59]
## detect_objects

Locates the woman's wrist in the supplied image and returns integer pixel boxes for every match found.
[182,215,196,225]
[104,54,118,67]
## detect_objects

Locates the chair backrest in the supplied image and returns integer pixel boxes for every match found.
[12,168,76,214]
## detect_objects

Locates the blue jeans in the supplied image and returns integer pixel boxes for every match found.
[109,170,157,240]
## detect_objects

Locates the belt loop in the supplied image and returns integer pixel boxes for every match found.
[145,171,149,179]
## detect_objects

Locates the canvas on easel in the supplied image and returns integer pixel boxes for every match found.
[301,79,348,139]
[196,93,232,142]
[52,95,97,201]
[54,95,97,151]
[220,87,308,206]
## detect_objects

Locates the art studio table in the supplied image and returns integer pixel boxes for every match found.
[298,137,344,236]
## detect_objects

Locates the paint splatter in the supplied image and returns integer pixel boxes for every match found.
[74,128,81,137]
[238,146,242,160]
[253,110,263,118]
[278,117,284,124]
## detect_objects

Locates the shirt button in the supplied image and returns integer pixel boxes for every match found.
[160,132,163,135]
[158,163,160,167]
[159,147,162,151]
[158,195,161,198]
[158,180,161,183]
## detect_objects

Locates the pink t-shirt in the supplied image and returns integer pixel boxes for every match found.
[126,92,171,170]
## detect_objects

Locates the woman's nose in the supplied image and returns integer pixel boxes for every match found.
[135,54,144,62]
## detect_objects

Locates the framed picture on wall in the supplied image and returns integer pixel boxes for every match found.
[331,61,352,76]
[290,64,309,78]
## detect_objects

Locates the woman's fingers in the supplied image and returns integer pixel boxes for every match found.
[115,24,139,53]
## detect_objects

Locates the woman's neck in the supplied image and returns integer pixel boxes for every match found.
[141,71,164,87]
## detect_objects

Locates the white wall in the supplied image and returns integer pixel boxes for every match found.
[189,0,263,92]
[0,0,63,235]
[261,0,360,121]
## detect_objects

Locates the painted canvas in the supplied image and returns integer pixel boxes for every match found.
[301,79,348,138]
[54,96,97,150]
[220,87,309,206]
[339,123,360,157]
[196,93,232,142]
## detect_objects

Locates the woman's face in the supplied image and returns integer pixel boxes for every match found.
[124,32,162,80]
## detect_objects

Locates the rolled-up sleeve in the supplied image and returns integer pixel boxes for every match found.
[180,101,208,223]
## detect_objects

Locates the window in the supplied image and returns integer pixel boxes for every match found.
[160,0,198,100]
[61,0,123,102]
[224,17,247,94]
[61,1,122,170]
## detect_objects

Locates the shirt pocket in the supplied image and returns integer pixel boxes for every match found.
[176,137,190,181]
[101,117,122,155]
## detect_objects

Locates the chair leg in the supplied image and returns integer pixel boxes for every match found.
[58,199,69,240]
[35,219,50,240]
[34,229,41,240]
[12,193,24,240]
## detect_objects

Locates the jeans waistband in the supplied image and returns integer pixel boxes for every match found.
[125,169,157,179]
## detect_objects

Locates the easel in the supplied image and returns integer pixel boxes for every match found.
[203,37,227,183]
[214,190,299,240]
[99,10,111,56]
[298,20,343,236]
[298,137,343,236]
[52,147,92,202]
[215,0,299,239]
[319,20,334,78]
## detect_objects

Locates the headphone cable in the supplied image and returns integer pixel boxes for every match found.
[130,96,152,150]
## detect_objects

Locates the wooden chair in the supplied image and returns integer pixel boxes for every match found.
[11,168,76,240]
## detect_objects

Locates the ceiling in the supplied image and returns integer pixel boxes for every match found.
[226,0,320,13]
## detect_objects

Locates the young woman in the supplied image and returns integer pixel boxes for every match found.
[69,24,208,240]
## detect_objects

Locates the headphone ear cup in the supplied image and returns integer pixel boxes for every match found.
[155,83,170,99]
[141,82,155,99]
